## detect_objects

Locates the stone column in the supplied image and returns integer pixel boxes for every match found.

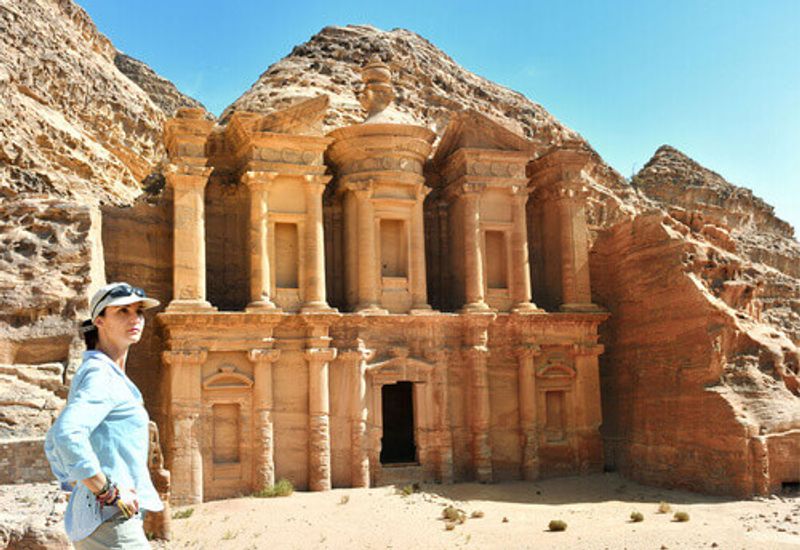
[555,187,600,312]
[162,350,206,504]
[248,347,281,491]
[461,185,490,312]
[243,171,279,311]
[410,186,431,311]
[464,318,493,482]
[166,169,214,311]
[510,188,539,312]
[571,342,604,473]
[302,175,334,312]
[306,346,337,491]
[428,349,453,483]
[341,342,373,487]
[354,187,383,312]
[516,344,541,480]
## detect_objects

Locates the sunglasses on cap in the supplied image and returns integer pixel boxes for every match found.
[91,284,147,319]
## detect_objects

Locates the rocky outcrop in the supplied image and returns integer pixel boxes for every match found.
[0,0,169,203]
[114,52,206,117]
[633,145,799,277]
[592,209,800,495]
[0,0,206,340]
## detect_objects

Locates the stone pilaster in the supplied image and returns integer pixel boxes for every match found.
[463,315,494,482]
[554,187,597,311]
[247,346,281,491]
[340,341,374,487]
[516,344,541,480]
[527,146,602,312]
[428,349,454,483]
[510,187,540,312]
[301,175,334,312]
[353,186,385,313]
[461,185,490,312]
[162,349,207,504]
[166,167,215,312]
[303,317,338,491]
[242,171,279,311]
[570,342,605,473]
[410,185,432,312]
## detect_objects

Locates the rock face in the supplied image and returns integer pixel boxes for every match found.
[592,146,800,495]
[0,0,168,203]
[634,145,800,278]
[0,0,206,348]
[114,52,206,118]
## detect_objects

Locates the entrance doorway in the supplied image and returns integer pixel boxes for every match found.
[380,382,416,464]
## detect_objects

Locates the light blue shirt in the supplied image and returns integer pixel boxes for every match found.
[45,350,163,542]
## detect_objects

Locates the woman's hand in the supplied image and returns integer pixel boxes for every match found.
[115,487,139,519]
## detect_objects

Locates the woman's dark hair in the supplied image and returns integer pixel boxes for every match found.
[80,313,103,350]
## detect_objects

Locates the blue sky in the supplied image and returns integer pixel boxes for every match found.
[77,0,800,234]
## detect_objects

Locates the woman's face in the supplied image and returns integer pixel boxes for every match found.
[95,302,146,347]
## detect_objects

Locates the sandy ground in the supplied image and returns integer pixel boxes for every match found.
[2,475,798,549]
[162,474,800,550]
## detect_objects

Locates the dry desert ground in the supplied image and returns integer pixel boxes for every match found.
[4,473,799,549]
[158,473,799,550]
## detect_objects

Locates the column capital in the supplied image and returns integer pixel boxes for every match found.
[515,344,542,360]
[305,347,338,364]
[242,170,279,189]
[165,166,212,189]
[304,173,333,188]
[463,344,489,360]
[162,349,208,366]
[462,182,485,196]
[510,184,530,201]
[569,343,605,357]
[248,348,281,364]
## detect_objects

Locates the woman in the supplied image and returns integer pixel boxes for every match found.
[45,282,164,549]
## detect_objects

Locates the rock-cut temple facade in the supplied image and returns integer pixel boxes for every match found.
[155,57,609,504]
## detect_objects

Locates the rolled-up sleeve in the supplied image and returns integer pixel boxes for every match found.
[45,365,116,483]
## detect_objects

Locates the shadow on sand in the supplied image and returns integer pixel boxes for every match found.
[414,472,740,506]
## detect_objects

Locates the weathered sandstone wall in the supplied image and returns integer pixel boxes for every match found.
[592,212,800,495]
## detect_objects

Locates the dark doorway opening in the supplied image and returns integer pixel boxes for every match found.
[782,481,800,495]
[380,382,416,464]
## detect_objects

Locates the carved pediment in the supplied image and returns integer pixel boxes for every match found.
[433,109,532,164]
[258,95,329,136]
[202,365,254,390]
[536,362,576,380]
[366,355,434,384]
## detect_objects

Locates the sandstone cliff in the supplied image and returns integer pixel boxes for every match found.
[114,52,206,118]
[591,147,800,495]
[0,0,203,445]
[0,0,208,338]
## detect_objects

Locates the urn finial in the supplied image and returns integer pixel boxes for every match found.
[358,55,395,120]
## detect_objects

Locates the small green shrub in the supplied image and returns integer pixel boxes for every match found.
[339,495,350,505]
[548,519,567,532]
[673,511,690,522]
[253,478,294,498]
[442,505,466,524]
[401,484,415,496]
[630,511,644,522]
[172,507,194,519]
[657,501,672,514]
